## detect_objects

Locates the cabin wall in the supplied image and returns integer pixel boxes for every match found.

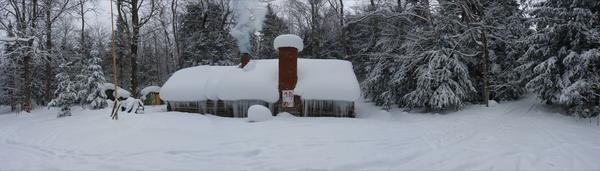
[169,100,273,118]
[301,100,355,117]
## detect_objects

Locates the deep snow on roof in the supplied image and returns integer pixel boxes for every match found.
[160,59,360,102]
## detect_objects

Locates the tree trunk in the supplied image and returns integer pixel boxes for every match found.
[44,0,53,104]
[130,0,141,97]
[339,0,347,57]
[22,0,37,108]
[172,0,180,69]
[80,0,86,60]
[481,31,490,107]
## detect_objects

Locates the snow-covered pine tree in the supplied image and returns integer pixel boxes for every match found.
[49,63,77,118]
[401,0,478,111]
[80,50,108,109]
[359,1,413,109]
[0,25,22,110]
[520,0,600,117]
[483,0,531,101]
[257,4,289,59]
[178,2,235,67]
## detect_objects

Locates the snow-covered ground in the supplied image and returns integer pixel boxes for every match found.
[1,96,599,170]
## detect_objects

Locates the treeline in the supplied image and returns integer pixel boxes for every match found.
[0,0,598,118]
[351,0,599,117]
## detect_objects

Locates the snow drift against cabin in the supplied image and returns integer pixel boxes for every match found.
[160,59,360,102]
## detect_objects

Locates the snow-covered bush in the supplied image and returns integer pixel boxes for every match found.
[120,97,144,114]
[247,105,272,122]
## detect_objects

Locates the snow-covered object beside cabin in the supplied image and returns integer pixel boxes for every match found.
[121,97,144,114]
[273,34,303,52]
[140,86,161,97]
[102,83,131,99]
[247,105,272,122]
[160,59,360,102]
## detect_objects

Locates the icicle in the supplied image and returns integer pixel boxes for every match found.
[198,101,207,114]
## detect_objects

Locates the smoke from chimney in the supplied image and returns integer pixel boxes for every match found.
[230,0,267,53]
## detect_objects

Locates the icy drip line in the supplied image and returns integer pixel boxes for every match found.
[225,100,270,118]
[198,101,207,114]
[302,100,353,117]
[213,101,218,115]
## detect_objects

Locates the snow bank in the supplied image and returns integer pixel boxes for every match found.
[160,59,360,102]
[140,86,161,96]
[3,96,600,170]
[102,83,131,98]
[247,105,273,122]
[276,112,296,118]
[274,34,304,52]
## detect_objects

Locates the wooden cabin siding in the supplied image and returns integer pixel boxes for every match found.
[301,100,355,117]
[169,99,355,118]
[168,100,273,118]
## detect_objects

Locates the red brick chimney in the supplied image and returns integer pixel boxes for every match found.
[278,47,298,91]
[240,53,250,68]
[274,35,303,109]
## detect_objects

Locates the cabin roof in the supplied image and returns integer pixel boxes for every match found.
[141,86,161,96]
[160,59,361,102]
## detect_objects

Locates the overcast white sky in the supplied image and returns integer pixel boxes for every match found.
[88,0,364,32]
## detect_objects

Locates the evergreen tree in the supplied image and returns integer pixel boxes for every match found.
[79,50,108,109]
[49,63,77,118]
[257,4,289,59]
[178,2,235,67]
[520,0,600,117]
[484,0,531,101]
[401,12,477,111]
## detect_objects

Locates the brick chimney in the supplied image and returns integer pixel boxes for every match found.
[240,53,250,68]
[274,35,304,109]
[278,47,298,91]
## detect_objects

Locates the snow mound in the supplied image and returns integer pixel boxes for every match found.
[274,34,303,51]
[141,86,161,96]
[488,100,498,107]
[276,112,296,118]
[160,59,360,102]
[102,83,131,98]
[247,105,272,122]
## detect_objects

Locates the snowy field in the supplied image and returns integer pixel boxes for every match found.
[1,96,600,170]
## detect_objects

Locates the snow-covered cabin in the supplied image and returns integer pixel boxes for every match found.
[160,35,360,117]
[141,86,163,105]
